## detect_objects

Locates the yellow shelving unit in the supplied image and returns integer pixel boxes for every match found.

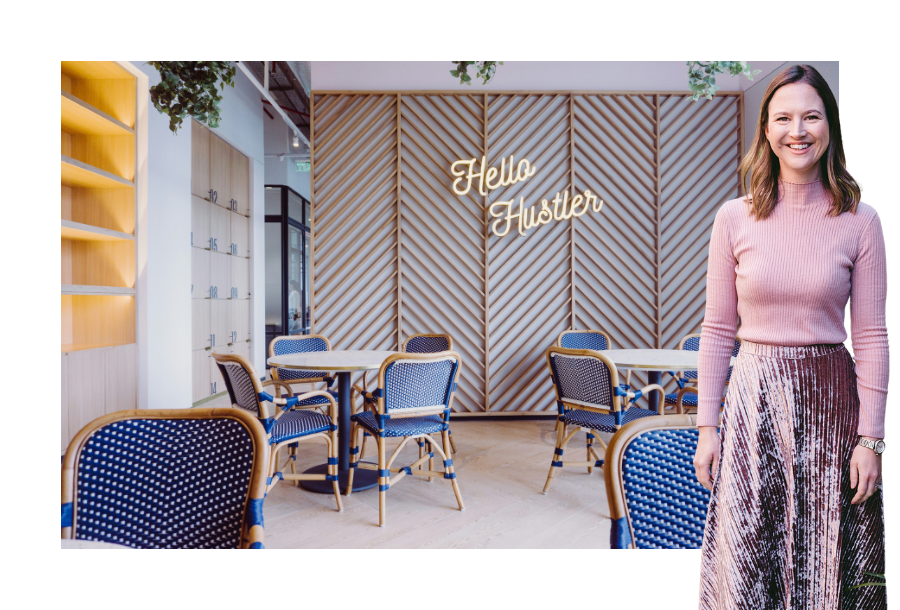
[61,61,138,452]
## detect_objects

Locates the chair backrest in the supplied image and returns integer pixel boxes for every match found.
[402,333,453,354]
[546,346,622,414]
[61,408,268,549]
[679,334,741,381]
[212,352,269,420]
[604,413,711,549]
[557,329,611,351]
[268,334,331,383]
[375,352,461,416]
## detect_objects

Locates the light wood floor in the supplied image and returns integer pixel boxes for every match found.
[260,417,615,549]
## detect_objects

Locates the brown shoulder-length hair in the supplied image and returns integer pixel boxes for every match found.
[739,64,860,220]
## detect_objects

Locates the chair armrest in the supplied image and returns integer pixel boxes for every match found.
[261,378,294,399]
[673,386,698,415]
[292,390,338,421]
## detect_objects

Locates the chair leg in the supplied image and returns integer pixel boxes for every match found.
[586,431,594,474]
[359,431,369,461]
[543,417,568,494]
[448,428,458,454]
[289,443,298,486]
[346,423,359,496]
[442,429,464,511]
[427,440,434,483]
[378,435,387,527]
[329,429,343,512]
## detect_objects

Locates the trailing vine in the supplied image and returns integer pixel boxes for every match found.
[148,61,236,133]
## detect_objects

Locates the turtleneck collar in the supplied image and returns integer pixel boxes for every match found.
[777,179,830,208]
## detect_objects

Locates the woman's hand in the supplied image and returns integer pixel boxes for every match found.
[694,426,721,491]
[850,437,883,505]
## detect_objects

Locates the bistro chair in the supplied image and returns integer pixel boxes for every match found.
[664,334,741,413]
[347,351,465,527]
[604,413,711,549]
[61,407,269,549]
[542,346,664,494]
[213,352,343,512]
[268,334,336,415]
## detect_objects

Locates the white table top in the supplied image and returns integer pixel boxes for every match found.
[62,539,132,549]
[267,350,398,372]
[599,349,736,371]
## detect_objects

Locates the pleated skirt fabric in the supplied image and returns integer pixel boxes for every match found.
[699,341,886,610]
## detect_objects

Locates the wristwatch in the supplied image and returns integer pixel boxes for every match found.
[858,437,886,455]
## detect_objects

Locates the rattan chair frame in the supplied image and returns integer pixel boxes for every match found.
[268,335,336,414]
[61,407,269,549]
[212,352,343,512]
[542,346,665,495]
[604,413,701,549]
[346,351,465,527]
[664,333,740,414]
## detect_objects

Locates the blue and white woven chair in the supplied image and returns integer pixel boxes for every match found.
[269,335,337,416]
[543,346,664,494]
[213,352,343,512]
[61,407,269,549]
[347,351,464,527]
[604,413,711,549]
[664,334,741,414]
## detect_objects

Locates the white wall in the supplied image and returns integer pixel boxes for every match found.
[312,61,787,92]
[135,62,266,408]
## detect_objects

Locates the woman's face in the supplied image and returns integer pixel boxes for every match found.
[764,82,830,183]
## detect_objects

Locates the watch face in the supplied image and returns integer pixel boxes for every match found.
[875,440,886,454]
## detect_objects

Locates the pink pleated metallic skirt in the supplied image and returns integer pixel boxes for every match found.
[699,341,886,610]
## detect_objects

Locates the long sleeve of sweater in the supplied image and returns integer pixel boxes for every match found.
[696,207,739,427]
[696,181,889,436]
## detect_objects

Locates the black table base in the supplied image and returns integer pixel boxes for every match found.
[297,463,379,494]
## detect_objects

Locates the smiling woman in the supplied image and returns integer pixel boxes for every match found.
[694,65,887,609]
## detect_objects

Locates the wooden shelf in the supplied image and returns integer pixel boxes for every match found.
[62,219,134,242]
[62,341,135,354]
[61,90,133,136]
[61,155,134,189]
[61,61,133,80]
[62,285,135,296]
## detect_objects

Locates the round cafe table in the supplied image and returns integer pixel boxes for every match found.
[600,349,736,412]
[266,350,397,493]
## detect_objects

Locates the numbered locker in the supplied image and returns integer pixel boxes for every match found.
[209,251,230,301]
[209,299,229,349]
[209,202,230,253]
[231,150,249,216]
[231,213,249,258]
[231,298,249,344]
[209,133,232,209]
[210,345,231,396]
[191,122,210,199]
[231,256,249,300]
[192,349,211,402]
[192,299,210,350]
[191,248,210,298]
[191,195,211,249]
[231,339,250,363]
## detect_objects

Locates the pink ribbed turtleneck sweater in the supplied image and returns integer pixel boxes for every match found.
[697,180,889,437]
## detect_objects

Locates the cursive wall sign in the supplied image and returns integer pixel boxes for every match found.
[450,155,605,237]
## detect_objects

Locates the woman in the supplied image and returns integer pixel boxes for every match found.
[693,64,887,609]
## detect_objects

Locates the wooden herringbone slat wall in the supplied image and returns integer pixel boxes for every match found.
[311,91,742,414]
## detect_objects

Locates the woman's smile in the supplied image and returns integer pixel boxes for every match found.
[765,82,830,182]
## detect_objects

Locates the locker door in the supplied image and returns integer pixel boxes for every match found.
[209,133,232,209]
[209,252,230,302]
[192,299,210,350]
[192,349,211,402]
[231,150,249,216]
[191,248,210,299]
[210,345,230,396]
[209,298,230,350]
[231,298,250,344]
[191,122,210,199]
[208,202,230,254]
[191,195,211,249]
[231,256,249,300]
[230,213,249,258]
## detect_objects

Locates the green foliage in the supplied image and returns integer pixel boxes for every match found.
[687,61,761,101]
[849,572,886,589]
[450,61,504,86]
[148,61,237,133]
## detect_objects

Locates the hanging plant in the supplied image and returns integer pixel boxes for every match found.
[450,61,503,86]
[687,61,761,101]
[148,61,236,133]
